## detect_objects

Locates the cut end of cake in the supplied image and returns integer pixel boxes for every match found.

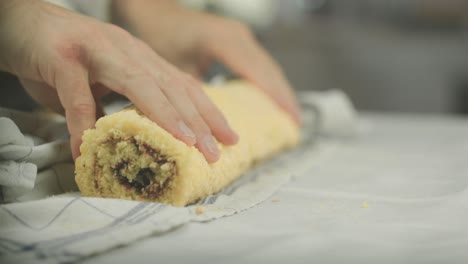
[95,134,177,200]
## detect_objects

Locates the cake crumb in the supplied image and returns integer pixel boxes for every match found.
[195,206,206,215]
[272,199,280,203]
[361,201,369,208]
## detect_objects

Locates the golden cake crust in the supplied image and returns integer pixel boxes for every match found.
[75,81,300,206]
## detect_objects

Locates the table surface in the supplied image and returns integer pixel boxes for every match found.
[83,113,468,264]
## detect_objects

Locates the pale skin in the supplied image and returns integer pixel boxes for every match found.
[0,0,301,163]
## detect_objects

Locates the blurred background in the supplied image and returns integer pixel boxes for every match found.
[2,0,468,114]
[184,0,468,114]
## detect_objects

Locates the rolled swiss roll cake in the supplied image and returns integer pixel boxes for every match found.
[75,81,300,206]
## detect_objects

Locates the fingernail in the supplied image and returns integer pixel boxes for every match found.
[230,128,239,143]
[203,135,219,156]
[178,121,196,141]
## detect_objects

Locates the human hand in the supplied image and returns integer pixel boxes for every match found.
[0,0,238,162]
[112,0,302,124]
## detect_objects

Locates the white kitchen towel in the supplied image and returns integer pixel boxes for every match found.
[0,90,356,264]
[0,108,73,203]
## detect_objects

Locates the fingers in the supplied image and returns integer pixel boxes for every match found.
[81,25,241,163]
[21,78,107,160]
[96,56,197,147]
[184,77,239,145]
[161,74,239,162]
[53,65,96,160]
[98,38,238,163]
[146,55,239,162]
[209,22,302,124]
[224,45,301,124]
[159,80,221,162]
[143,47,239,154]
[131,86,198,146]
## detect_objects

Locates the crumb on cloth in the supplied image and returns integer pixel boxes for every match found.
[195,206,206,215]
